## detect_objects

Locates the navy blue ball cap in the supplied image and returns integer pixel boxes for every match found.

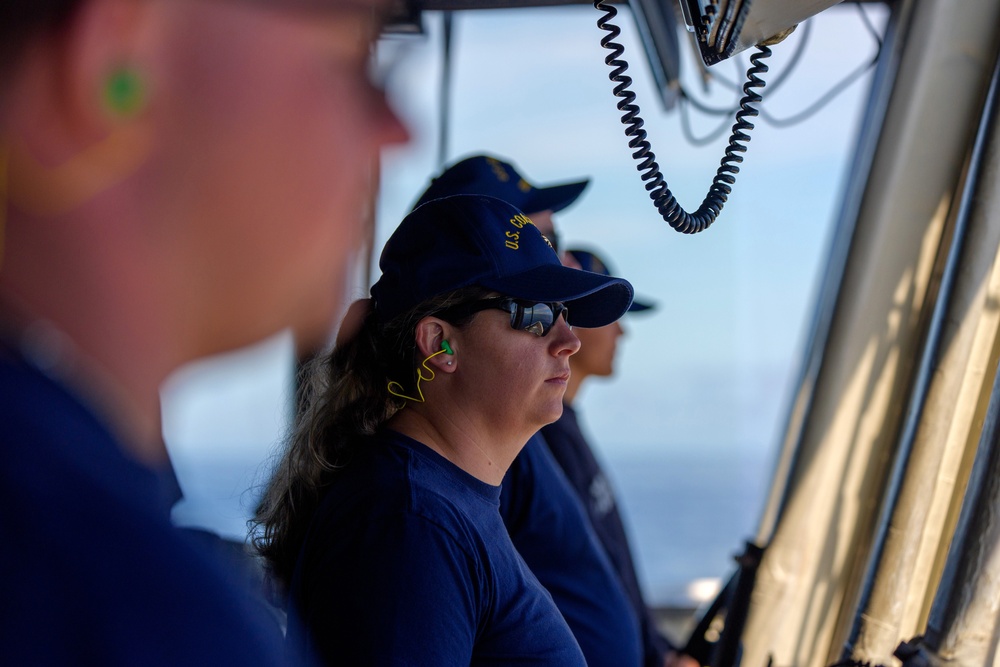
[372,195,633,327]
[567,248,655,313]
[412,154,589,215]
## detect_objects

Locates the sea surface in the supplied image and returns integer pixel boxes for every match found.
[171,442,774,610]
[599,446,772,607]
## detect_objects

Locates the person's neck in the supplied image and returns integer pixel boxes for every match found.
[388,405,525,486]
[0,295,171,467]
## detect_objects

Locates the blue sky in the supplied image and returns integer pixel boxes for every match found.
[161,4,886,589]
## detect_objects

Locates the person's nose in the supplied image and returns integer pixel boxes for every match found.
[369,89,410,149]
[550,317,581,356]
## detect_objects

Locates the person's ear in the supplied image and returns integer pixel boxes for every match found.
[12,0,151,148]
[67,0,153,134]
[6,0,155,216]
[414,317,457,373]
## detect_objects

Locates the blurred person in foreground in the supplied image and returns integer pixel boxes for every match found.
[254,194,634,664]
[412,155,695,667]
[0,0,407,664]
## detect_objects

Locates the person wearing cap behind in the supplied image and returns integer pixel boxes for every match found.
[253,194,634,665]
[543,249,688,667]
[412,154,587,263]
[411,154,693,667]
[1,0,407,664]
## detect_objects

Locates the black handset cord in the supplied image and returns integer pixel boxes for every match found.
[595,1,772,234]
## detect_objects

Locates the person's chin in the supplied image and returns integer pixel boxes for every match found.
[538,400,566,426]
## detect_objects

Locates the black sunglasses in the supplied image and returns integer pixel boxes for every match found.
[440,297,570,337]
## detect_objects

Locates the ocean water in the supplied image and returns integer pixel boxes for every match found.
[171,442,774,610]
[598,446,772,607]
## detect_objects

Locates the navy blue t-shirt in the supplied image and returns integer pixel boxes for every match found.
[0,354,290,666]
[500,434,644,667]
[287,429,585,666]
[542,404,673,667]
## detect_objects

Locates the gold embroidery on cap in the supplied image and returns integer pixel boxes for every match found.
[487,157,509,182]
[504,214,535,250]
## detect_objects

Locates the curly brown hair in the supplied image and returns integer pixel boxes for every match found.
[250,285,494,594]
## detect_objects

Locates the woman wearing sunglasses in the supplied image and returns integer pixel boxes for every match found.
[254,194,633,665]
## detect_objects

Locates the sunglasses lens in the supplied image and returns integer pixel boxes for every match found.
[519,303,560,337]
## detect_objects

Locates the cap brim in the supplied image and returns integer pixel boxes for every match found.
[480,263,633,328]
[628,299,655,313]
[523,180,589,214]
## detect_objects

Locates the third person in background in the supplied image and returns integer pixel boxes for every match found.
[545,248,695,667]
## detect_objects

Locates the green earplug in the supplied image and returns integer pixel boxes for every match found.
[104,67,145,117]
